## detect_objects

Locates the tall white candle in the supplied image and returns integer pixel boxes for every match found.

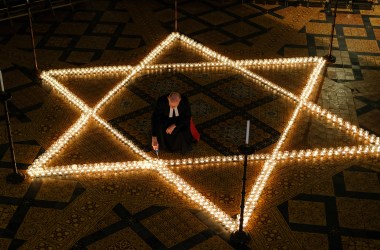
[0,70,4,92]
[245,120,250,144]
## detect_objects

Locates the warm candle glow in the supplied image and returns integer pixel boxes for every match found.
[29,32,379,232]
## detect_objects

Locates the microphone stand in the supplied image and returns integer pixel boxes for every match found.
[1,92,25,183]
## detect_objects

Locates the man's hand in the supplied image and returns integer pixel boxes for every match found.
[152,137,159,150]
[166,124,176,134]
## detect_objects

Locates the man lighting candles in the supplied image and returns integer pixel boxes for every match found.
[151,92,193,154]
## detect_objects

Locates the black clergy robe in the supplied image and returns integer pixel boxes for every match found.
[151,94,192,153]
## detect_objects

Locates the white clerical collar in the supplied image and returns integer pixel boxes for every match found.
[169,107,179,118]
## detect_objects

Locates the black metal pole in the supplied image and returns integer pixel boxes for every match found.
[175,0,178,32]
[324,0,338,63]
[1,92,25,184]
[26,0,39,72]
[230,144,254,248]
[239,153,248,232]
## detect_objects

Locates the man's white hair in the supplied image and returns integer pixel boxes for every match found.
[169,92,181,102]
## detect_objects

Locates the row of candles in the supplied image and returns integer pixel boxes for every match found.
[35,35,183,171]
[172,32,379,226]
[30,32,379,232]
[162,144,380,165]
[46,65,132,76]
[38,34,379,148]
[33,34,180,175]
[42,61,379,147]
[28,143,380,176]
[241,57,327,224]
[43,58,380,147]
[44,57,317,77]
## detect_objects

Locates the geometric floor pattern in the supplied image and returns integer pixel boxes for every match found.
[33,32,336,234]
[0,179,85,249]
[0,0,380,249]
[73,204,232,249]
[278,165,380,249]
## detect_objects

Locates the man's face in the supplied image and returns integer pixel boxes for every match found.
[168,98,180,109]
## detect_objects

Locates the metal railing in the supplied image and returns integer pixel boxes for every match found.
[0,0,89,24]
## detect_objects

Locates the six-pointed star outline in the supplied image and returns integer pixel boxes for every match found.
[31,32,380,231]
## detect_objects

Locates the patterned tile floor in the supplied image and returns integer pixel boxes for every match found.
[0,0,380,249]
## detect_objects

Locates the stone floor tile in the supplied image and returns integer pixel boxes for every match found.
[341,236,380,250]
[55,22,89,35]
[199,11,235,26]
[369,16,380,26]
[293,232,329,250]
[141,208,207,248]
[66,51,95,64]
[178,19,208,34]
[336,14,364,25]
[288,200,326,226]
[345,39,380,53]
[306,22,333,35]
[76,36,111,50]
[87,228,152,250]
[343,27,367,37]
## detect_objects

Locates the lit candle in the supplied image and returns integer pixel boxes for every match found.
[245,120,250,145]
[0,70,4,92]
